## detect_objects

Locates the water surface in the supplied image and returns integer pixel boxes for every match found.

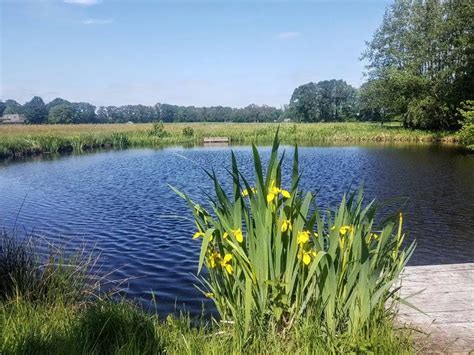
[0,145,473,315]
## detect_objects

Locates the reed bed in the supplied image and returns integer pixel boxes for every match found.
[0,122,456,159]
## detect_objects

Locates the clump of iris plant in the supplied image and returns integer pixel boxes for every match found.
[172,130,415,336]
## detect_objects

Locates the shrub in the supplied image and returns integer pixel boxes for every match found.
[149,121,169,138]
[182,127,194,137]
[404,96,450,130]
[173,131,415,335]
[458,100,474,150]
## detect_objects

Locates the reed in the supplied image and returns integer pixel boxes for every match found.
[0,122,457,159]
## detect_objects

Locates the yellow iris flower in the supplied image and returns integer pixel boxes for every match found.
[281,219,292,233]
[241,187,257,197]
[221,254,233,274]
[297,249,317,265]
[208,251,220,268]
[339,225,353,236]
[368,233,379,243]
[222,232,229,239]
[204,292,214,298]
[231,228,244,243]
[297,230,310,245]
[193,231,205,239]
[266,180,291,203]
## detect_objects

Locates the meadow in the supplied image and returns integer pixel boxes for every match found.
[0,122,458,159]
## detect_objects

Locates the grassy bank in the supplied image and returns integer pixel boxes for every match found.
[0,122,458,159]
[0,233,414,354]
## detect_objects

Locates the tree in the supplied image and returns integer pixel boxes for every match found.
[361,0,474,130]
[2,99,22,115]
[289,80,358,122]
[23,96,48,124]
[0,101,6,116]
[48,103,75,124]
[71,102,97,123]
[46,97,70,110]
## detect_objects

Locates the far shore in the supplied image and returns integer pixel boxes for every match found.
[0,122,460,160]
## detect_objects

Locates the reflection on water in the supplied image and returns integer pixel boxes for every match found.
[0,145,473,315]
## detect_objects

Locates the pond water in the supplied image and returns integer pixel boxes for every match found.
[0,145,473,315]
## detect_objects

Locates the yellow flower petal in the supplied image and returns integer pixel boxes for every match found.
[225,264,233,274]
[193,231,205,239]
[339,225,352,236]
[223,232,229,239]
[232,229,244,243]
[302,253,311,265]
[223,254,233,263]
[281,190,291,199]
[281,219,292,233]
[297,230,310,245]
[204,292,214,298]
[266,193,275,203]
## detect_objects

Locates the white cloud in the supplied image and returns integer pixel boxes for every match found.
[276,32,301,40]
[64,0,100,5]
[81,18,113,25]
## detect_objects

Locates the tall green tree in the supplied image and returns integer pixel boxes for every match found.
[361,0,474,130]
[289,80,358,122]
[23,96,48,124]
[48,103,75,124]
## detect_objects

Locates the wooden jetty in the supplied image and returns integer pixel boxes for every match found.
[399,263,474,353]
[203,137,230,144]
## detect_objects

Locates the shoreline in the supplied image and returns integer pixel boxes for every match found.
[0,122,461,160]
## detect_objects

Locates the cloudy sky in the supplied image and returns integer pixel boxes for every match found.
[0,0,389,107]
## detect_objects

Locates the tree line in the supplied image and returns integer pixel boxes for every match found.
[0,80,363,125]
[0,97,284,124]
[1,0,472,130]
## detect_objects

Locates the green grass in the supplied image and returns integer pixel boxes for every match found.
[0,122,458,159]
[1,298,415,354]
[0,226,416,354]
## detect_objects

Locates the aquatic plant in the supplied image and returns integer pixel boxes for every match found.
[174,131,415,335]
[0,122,455,159]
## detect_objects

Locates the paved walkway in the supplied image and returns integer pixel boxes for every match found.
[399,263,474,353]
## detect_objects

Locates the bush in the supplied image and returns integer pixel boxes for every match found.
[149,121,169,138]
[404,96,450,130]
[173,131,415,335]
[182,127,194,137]
[458,100,474,150]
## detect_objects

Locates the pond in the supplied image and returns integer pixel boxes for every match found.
[0,144,473,315]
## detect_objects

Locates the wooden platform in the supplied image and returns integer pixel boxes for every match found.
[203,137,229,144]
[399,263,474,353]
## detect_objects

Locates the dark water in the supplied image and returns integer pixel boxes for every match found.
[0,145,473,315]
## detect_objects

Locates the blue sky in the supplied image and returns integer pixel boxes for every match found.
[1,0,389,108]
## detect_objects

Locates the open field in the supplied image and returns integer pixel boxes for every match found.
[0,122,458,159]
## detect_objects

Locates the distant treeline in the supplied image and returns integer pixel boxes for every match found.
[0,80,359,125]
[1,0,472,130]
[0,98,284,124]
